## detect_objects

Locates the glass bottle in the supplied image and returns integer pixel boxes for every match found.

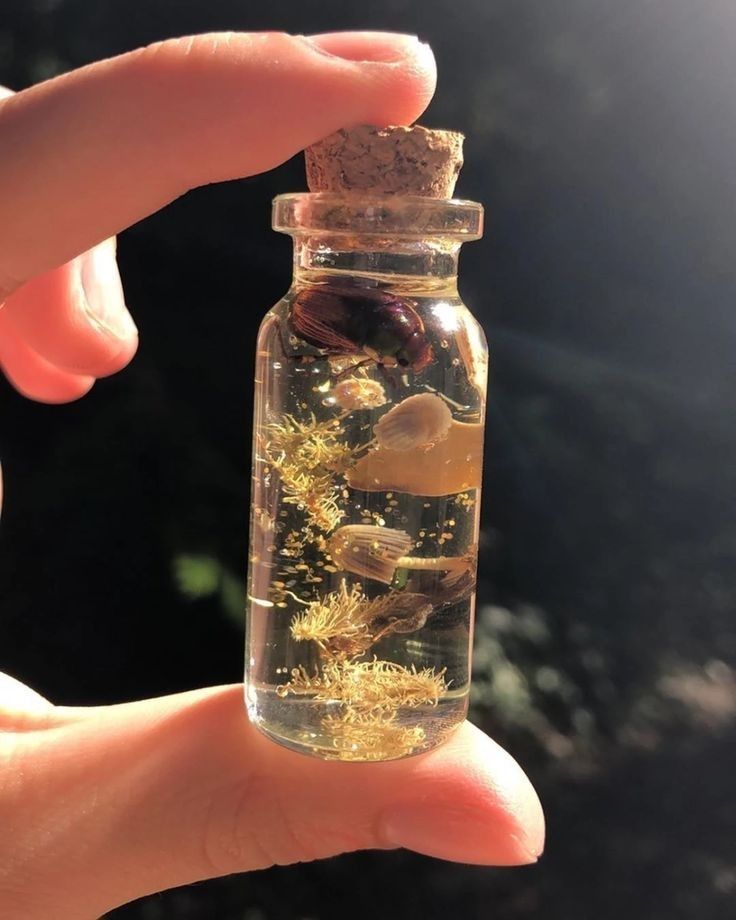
[245,190,486,761]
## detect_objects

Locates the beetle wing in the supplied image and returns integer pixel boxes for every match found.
[290,289,360,354]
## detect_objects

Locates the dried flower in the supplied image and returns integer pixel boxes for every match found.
[330,377,387,411]
[373,393,452,451]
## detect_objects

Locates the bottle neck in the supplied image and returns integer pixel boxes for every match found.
[272,193,483,296]
[292,234,462,294]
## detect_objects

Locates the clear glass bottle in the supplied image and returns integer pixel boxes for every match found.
[245,191,486,761]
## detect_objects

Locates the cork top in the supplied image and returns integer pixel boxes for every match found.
[305,124,464,199]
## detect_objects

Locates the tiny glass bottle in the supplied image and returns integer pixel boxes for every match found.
[245,125,487,761]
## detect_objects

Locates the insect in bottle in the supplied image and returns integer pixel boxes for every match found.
[286,281,434,372]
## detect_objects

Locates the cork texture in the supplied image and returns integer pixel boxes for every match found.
[305,124,464,198]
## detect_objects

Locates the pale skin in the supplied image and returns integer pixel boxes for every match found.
[0,31,545,918]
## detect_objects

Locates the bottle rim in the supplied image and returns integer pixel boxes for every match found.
[272,192,483,240]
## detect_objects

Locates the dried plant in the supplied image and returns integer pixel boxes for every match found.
[279,658,447,713]
[279,468,345,533]
[280,577,448,759]
[321,709,427,761]
[266,413,354,470]
[264,414,347,532]
[290,580,371,652]
[264,413,368,532]
[288,580,433,658]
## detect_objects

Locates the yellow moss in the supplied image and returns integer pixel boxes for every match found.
[321,709,427,761]
[278,468,345,533]
[279,657,447,713]
[290,581,371,650]
[264,414,357,532]
[287,581,433,658]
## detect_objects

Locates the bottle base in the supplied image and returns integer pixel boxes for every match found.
[246,687,467,763]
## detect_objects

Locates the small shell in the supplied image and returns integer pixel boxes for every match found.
[373,393,452,451]
[331,377,387,411]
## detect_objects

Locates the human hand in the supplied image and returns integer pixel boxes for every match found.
[0,31,544,919]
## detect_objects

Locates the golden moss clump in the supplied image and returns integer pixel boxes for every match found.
[264,413,353,532]
[266,413,344,465]
[321,710,427,761]
[288,580,433,658]
[289,581,371,655]
[279,469,344,533]
[277,579,448,761]
[279,658,447,713]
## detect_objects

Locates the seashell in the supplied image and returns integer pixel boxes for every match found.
[346,419,484,496]
[331,377,387,411]
[373,393,452,451]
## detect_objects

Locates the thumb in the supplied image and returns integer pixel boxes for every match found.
[5,685,544,918]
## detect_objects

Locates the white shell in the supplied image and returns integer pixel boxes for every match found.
[373,393,452,452]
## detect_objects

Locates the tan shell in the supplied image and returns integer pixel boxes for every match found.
[346,420,484,497]
[373,394,452,452]
[330,377,387,411]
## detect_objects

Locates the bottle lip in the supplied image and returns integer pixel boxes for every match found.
[272,192,483,240]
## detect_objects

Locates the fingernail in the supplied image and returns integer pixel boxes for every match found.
[379,804,541,866]
[301,31,425,64]
[80,243,137,341]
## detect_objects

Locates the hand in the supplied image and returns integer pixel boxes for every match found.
[0,31,544,919]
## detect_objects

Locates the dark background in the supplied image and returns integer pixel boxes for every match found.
[2,1,735,918]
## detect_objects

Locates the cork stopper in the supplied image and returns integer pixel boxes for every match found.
[305,124,464,199]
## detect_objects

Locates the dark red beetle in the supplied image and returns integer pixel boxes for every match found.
[288,282,434,373]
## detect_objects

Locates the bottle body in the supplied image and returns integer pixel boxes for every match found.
[245,194,486,761]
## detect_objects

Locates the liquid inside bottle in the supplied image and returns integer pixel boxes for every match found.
[245,193,486,762]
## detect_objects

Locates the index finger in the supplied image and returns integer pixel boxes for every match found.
[0,31,436,299]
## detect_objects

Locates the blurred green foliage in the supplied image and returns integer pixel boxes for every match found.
[173,553,244,629]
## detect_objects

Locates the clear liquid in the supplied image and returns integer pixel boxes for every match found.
[246,273,487,761]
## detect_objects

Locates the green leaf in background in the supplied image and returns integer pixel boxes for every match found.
[172,553,245,630]
[173,554,221,599]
